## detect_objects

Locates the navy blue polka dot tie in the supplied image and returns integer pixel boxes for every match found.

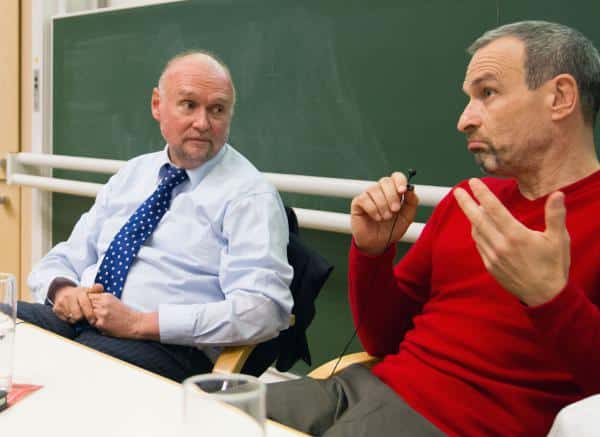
[95,164,188,299]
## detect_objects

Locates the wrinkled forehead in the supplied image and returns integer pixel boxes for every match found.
[463,37,526,89]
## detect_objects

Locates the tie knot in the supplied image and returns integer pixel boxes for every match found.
[161,165,188,191]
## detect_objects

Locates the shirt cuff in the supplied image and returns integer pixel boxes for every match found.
[158,303,194,344]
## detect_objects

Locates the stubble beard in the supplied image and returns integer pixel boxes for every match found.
[474,145,502,175]
[173,140,216,169]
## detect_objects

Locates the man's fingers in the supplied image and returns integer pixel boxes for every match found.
[88,292,101,307]
[53,307,70,322]
[544,191,568,238]
[379,177,403,213]
[368,175,410,220]
[398,190,419,226]
[367,182,395,220]
[468,178,522,231]
[366,185,389,220]
[77,292,96,325]
[52,292,78,322]
[390,172,408,193]
[351,172,411,222]
[88,292,114,308]
[56,305,81,323]
[453,187,480,222]
[351,192,382,221]
[71,307,84,322]
[88,283,104,294]
[454,186,506,251]
[471,227,495,268]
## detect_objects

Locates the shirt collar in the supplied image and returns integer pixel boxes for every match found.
[157,143,229,189]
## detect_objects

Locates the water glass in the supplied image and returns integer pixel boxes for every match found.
[0,273,17,392]
[182,373,266,437]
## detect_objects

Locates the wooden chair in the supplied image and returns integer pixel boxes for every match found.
[212,315,296,374]
[308,351,380,379]
[212,344,259,374]
[213,343,380,378]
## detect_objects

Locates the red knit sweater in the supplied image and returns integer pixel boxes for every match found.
[349,172,600,436]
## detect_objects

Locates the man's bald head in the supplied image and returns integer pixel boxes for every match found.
[157,51,236,107]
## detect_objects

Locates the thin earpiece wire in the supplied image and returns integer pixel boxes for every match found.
[329,170,416,378]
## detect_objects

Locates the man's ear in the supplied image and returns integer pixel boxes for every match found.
[151,87,161,121]
[548,74,578,122]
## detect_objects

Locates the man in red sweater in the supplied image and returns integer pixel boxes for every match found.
[267,21,600,436]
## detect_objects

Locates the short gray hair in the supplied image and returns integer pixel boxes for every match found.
[468,21,600,125]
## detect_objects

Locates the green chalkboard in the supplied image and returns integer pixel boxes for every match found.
[52,0,600,373]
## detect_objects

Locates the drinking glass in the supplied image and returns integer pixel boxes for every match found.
[182,373,266,437]
[0,273,17,392]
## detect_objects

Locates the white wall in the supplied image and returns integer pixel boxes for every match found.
[58,0,101,13]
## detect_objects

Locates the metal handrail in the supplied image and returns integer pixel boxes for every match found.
[6,152,449,242]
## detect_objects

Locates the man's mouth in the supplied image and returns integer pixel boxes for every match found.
[467,139,487,151]
[186,138,211,145]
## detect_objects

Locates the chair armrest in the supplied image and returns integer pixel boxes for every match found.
[212,344,257,374]
[211,316,296,374]
[308,352,381,379]
[548,394,600,437]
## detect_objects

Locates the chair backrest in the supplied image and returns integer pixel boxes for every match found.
[239,207,333,376]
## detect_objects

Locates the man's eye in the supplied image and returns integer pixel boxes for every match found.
[210,105,225,114]
[181,101,195,110]
[483,88,496,98]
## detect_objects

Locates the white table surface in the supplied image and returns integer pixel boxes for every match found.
[3,322,307,437]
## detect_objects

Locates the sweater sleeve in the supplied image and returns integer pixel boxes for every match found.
[526,282,600,395]
[348,194,452,356]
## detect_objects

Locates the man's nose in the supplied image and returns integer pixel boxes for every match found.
[457,100,482,133]
[192,108,210,131]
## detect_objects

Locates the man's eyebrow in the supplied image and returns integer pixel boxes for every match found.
[175,90,231,104]
[210,96,231,104]
[468,73,499,88]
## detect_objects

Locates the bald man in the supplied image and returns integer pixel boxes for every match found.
[19,52,294,381]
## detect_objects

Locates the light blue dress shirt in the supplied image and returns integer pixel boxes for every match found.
[28,144,294,354]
